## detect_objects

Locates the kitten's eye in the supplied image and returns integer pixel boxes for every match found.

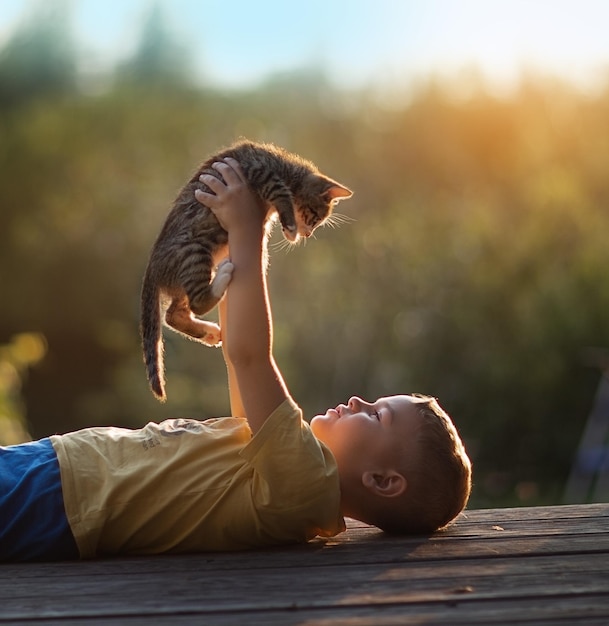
[306,213,322,229]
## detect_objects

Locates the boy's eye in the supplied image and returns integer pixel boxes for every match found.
[373,410,381,421]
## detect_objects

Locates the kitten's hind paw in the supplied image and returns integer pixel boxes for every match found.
[211,260,234,299]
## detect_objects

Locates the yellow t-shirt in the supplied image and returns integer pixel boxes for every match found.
[51,398,345,558]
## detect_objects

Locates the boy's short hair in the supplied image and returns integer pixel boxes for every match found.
[375,395,472,535]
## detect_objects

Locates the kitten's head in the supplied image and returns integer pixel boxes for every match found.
[287,174,353,243]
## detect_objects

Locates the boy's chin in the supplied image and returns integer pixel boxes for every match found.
[309,414,327,437]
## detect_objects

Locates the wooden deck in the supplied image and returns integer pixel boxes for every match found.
[2,503,609,625]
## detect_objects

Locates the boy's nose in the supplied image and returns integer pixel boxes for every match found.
[348,396,363,411]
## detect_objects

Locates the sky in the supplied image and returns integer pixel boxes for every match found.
[2,0,609,91]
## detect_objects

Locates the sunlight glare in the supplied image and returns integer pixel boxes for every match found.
[403,0,609,89]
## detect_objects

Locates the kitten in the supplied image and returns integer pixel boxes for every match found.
[141,139,353,401]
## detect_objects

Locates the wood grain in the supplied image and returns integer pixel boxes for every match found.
[1,503,608,625]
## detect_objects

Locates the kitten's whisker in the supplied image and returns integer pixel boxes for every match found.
[271,238,294,254]
[325,212,355,230]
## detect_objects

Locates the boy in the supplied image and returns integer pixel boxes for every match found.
[0,160,471,561]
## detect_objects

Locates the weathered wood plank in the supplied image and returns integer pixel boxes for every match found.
[5,596,609,626]
[1,503,608,624]
[347,502,609,529]
[2,519,607,578]
[2,552,609,621]
[3,592,609,625]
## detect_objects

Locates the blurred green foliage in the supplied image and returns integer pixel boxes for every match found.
[0,332,46,445]
[1,3,608,509]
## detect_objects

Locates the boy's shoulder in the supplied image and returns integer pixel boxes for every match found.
[241,396,308,459]
[242,397,345,540]
[242,396,340,497]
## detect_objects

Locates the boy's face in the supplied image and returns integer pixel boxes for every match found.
[310,395,422,476]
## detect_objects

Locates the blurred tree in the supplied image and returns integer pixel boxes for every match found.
[0,0,76,108]
[115,2,192,87]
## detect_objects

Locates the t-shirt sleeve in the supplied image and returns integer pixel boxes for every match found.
[239,397,344,539]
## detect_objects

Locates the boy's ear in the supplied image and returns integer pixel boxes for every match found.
[362,470,407,498]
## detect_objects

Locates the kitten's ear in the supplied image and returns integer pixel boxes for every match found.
[320,177,353,202]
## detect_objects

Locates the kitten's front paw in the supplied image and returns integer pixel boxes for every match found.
[281,224,299,243]
[203,323,222,347]
[211,260,234,299]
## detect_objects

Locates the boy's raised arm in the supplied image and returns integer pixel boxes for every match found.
[196,159,290,434]
[218,295,245,419]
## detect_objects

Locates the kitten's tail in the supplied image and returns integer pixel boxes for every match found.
[140,271,166,402]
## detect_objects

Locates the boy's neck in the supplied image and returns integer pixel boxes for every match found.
[339,482,376,525]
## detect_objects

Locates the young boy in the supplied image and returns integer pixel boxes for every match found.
[0,160,471,561]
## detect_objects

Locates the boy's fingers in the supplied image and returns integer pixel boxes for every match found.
[211,161,237,182]
[195,187,220,207]
[198,173,224,191]
[222,157,247,182]
[211,158,247,184]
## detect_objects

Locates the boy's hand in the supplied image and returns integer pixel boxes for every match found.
[195,158,265,232]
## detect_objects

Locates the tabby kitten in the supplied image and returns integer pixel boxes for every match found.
[141,139,352,401]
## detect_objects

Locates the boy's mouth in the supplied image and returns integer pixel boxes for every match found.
[326,407,340,419]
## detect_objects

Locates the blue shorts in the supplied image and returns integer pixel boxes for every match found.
[0,438,79,561]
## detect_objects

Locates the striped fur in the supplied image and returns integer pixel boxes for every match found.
[141,139,352,401]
